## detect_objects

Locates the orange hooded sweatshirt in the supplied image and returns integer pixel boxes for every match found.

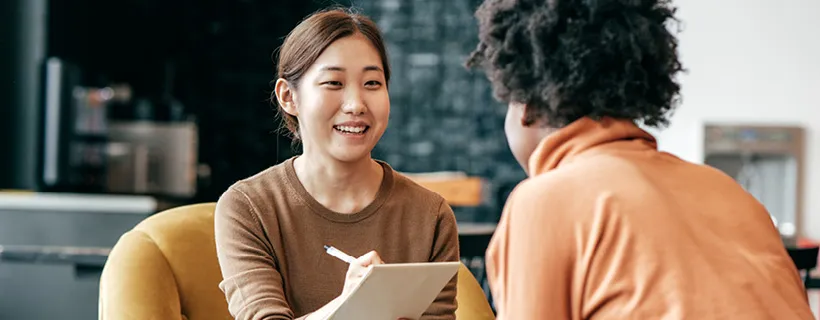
[486,117,813,319]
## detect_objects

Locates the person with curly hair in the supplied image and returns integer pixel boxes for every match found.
[466,0,814,318]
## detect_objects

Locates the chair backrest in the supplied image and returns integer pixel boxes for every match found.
[99,203,230,319]
[788,246,819,271]
[787,246,820,289]
[100,202,495,319]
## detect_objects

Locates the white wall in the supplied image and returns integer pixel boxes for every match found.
[654,0,820,238]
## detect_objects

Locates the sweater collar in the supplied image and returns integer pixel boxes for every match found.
[528,117,658,175]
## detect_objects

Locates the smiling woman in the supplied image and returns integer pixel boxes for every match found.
[213,7,460,320]
[275,32,390,163]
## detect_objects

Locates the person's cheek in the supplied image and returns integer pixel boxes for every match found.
[504,104,529,172]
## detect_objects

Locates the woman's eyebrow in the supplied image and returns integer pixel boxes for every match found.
[317,65,383,72]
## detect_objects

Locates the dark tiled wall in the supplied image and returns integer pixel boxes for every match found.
[170,1,324,201]
[356,0,527,221]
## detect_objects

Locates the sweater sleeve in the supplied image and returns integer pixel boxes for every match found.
[214,186,295,320]
[421,199,460,320]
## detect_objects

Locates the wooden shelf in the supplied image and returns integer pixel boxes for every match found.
[404,173,484,207]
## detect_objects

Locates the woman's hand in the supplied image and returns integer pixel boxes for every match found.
[340,252,417,320]
[342,250,384,297]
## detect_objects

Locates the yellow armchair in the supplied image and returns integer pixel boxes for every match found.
[99,203,494,319]
[99,203,230,319]
[454,263,496,319]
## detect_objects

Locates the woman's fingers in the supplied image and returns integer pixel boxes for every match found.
[354,250,384,267]
[343,250,386,296]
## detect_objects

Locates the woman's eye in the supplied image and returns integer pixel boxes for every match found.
[365,80,382,88]
[322,81,343,87]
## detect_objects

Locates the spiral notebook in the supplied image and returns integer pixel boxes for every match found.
[327,261,460,320]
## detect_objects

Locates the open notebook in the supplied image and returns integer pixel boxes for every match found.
[327,261,460,320]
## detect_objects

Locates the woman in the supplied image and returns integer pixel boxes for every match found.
[466,0,813,319]
[214,8,459,320]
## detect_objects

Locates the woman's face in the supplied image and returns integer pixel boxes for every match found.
[279,33,389,163]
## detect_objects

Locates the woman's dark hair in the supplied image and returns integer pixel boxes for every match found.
[465,0,684,128]
[272,7,390,139]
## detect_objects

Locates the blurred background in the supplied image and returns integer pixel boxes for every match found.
[1,0,523,219]
[1,0,819,318]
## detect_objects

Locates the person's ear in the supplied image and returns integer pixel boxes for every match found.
[510,102,534,127]
[275,78,298,116]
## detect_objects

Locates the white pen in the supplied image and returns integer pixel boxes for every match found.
[324,245,356,264]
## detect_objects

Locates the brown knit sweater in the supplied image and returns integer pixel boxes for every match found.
[214,157,459,320]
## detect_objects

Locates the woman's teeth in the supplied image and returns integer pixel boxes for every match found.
[334,125,367,134]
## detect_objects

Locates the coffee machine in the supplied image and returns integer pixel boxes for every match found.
[703,124,805,244]
[39,57,132,193]
[38,57,201,199]
[105,120,199,199]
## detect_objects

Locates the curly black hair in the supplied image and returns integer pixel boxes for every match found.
[466,0,684,128]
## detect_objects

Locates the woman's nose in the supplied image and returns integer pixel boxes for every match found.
[341,90,367,115]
